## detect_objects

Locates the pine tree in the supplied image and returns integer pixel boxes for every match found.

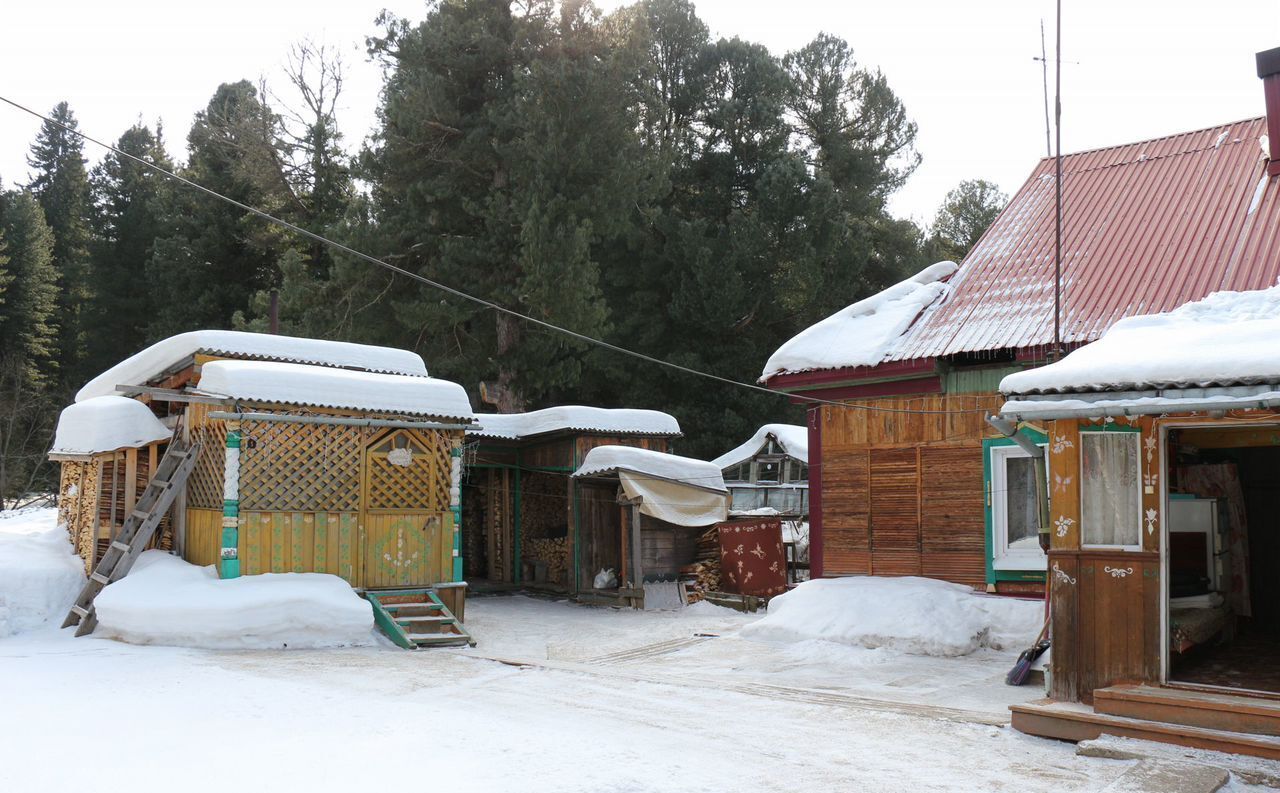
[0,190,59,384]
[26,102,92,385]
[927,179,1008,262]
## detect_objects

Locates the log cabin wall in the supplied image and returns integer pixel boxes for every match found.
[1047,416,1162,702]
[817,391,1004,587]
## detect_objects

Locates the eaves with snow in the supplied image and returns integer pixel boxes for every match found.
[467,406,680,440]
[77,330,429,403]
[998,284,1280,420]
[712,423,809,470]
[573,446,727,492]
[50,396,172,457]
[760,262,958,382]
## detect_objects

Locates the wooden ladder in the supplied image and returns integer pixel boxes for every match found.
[365,589,475,649]
[61,438,202,637]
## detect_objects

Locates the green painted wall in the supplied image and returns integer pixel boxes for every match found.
[943,364,1025,395]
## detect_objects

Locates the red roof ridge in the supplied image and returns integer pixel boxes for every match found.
[1034,115,1266,169]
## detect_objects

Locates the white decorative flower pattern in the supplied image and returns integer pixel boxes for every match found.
[1104,566,1134,578]
[1054,515,1075,538]
[1145,508,1159,536]
[1052,562,1076,586]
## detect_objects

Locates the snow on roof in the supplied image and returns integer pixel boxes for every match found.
[50,396,172,456]
[468,406,681,440]
[194,360,474,421]
[77,330,428,402]
[1001,284,1280,396]
[761,262,957,380]
[712,424,808,470]
[572,446,726,492]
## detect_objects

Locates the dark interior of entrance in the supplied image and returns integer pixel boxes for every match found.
[1167,426,1280,694]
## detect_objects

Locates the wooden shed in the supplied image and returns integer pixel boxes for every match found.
[992,287,1280,758]
[571,445,730,608]
[461,407,681,596]
[52,331,477,627]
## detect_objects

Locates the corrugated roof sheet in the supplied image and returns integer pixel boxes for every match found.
[891,117,1280,361]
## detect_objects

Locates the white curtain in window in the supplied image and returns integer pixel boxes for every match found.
[1005,456,1040,549]
[1081,432,1141,546]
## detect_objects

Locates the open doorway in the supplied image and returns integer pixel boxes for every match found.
[1166,425,1280,694]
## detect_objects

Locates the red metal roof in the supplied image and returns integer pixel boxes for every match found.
[890,116,1280,361]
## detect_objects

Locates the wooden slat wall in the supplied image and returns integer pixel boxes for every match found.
[185,508,221,568]
[920,446,986,586]
[818,393,1000,586]
[869,448,921,575]
[240,511,359,582]
[578,482,622,590]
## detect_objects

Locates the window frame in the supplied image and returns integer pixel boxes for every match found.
[989,442,1048,572]
[1079,426,1144,551]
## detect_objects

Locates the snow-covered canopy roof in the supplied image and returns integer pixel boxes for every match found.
[468,406,681,440]
[194,360,474,422]
[712,424,808,470]
[573,446,726,492]
[760,262,957,381]
[1001,285,1280,396]
[77,330,428,402]
[51,396,172,456]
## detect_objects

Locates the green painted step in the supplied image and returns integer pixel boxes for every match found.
[382,602,444,612]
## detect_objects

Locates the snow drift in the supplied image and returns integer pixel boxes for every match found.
[0,508,86,637]
[741,576,1040,657]
[94,551,375,649]
[51,396,172,456]
[761,261,957,379]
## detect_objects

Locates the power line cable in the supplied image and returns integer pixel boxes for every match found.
[0,94,998,417]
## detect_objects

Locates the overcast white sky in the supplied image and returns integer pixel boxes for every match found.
[2,1,1278,224]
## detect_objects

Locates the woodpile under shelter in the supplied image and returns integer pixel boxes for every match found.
[993,284,1280,759]
[461,406,681,595]
[571,445,729,608]
[52,331,476,613]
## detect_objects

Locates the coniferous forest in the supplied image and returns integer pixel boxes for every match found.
[0,0,1006,501]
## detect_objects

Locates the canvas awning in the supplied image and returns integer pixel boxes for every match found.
[573,445,728,527]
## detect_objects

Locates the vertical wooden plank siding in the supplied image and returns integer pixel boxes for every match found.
[1049,420,1082,551]
[183,508,223,568]
[237,510,359,582]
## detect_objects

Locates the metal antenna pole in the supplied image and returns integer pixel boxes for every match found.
[1053,0,1063,360]
[1041,20,1051,157]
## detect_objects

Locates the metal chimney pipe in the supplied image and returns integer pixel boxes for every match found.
[1256,46,1280,176]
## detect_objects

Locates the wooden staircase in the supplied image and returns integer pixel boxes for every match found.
[365,589,475,649]
[1011,685,1280,760]
[61,438,200,637]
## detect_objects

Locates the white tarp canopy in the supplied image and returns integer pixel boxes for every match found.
[50,396,172,456]
[469,406,680,440]
[195,360,474,422]
[573,446,728,527]
[78,330,429,402]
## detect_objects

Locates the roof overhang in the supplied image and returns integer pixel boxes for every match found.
[998,383,1280,422]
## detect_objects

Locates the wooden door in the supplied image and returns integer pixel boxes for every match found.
[361,428,453,589]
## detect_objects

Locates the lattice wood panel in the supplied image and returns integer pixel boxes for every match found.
[240,420,363,512]
[188,419,227,509]
[365,429,450,511]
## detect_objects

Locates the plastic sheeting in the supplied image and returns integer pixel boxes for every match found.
[618,471,727,528]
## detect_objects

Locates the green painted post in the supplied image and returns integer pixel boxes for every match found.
[450,443,463,581]
[220,425,242,579]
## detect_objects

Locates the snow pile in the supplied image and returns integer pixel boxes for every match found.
[573,445,726,491]
[196,360,474,421]
[741,576,1040,657]
[93,551,374,649]
[713,423,808,470]
[78,329,429,402]
[761,261,957,379]
[50,396,171,456]
[471,406,680,440]
[1001,283,1280,395]
[0,508,85,637]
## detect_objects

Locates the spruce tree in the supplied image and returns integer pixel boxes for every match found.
[26,102,91,386]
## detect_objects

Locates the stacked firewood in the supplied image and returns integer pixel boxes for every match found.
[524,536,569,584]
[679,527,722,602]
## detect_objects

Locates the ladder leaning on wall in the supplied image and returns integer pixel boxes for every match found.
[61,438,202,637]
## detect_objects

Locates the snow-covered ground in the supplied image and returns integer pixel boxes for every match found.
[0,509,1266,791]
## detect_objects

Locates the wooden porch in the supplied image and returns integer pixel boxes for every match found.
[1011,684,1280,760]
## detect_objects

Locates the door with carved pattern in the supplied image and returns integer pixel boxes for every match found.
[360,428,453,588]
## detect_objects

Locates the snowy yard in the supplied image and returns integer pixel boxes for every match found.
[0,509,1263,792]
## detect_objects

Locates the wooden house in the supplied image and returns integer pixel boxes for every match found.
[761,51,1280,596]
[570,445,730,608]
[461,406,681,596]
[52,331,476,620]
[993,284,1280,758]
